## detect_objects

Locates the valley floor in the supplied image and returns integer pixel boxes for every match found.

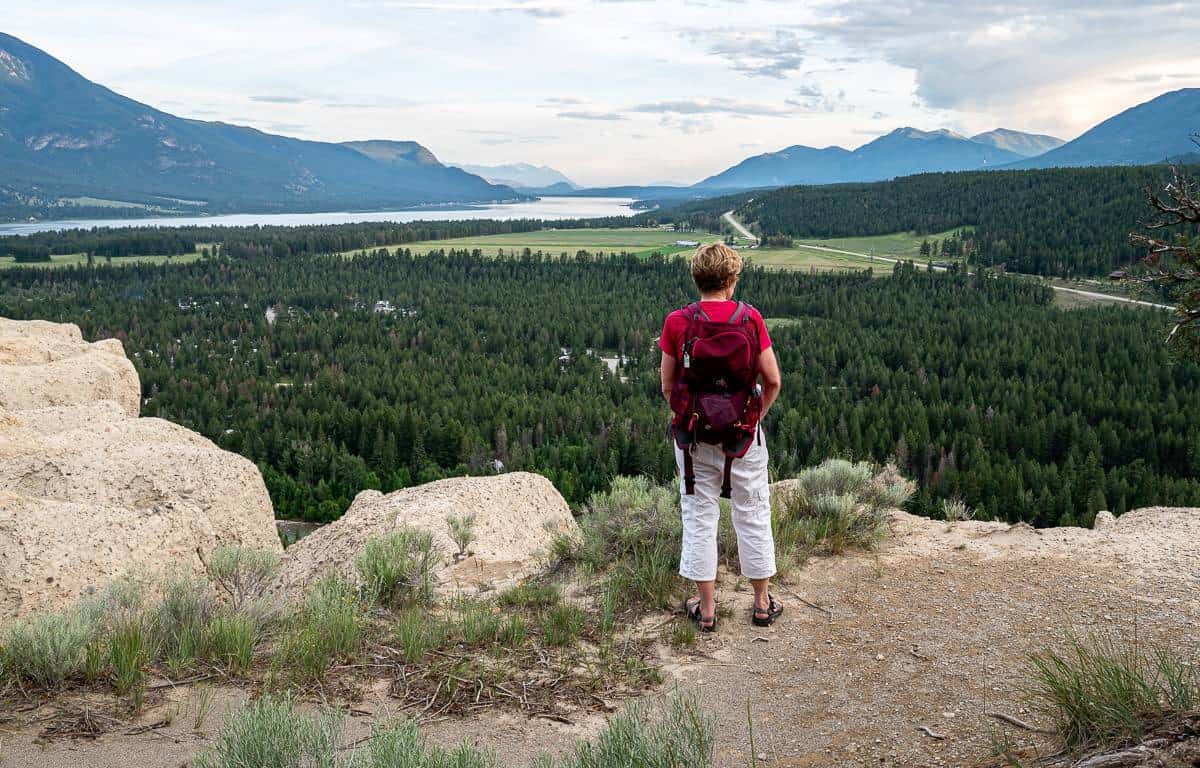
[4,508,1196,768]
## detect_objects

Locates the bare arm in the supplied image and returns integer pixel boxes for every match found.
[758,346,781,416]
[660,350,676,403]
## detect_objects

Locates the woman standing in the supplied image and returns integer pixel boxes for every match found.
[659,243,783,632]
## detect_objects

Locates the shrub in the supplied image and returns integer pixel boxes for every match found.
[356,528,439,608]
[0,608,95,690]
[1030,635,1199,752]
[194,695,499,768]
[773,459,913,558]
[941,497,974,523]
[537,691,713,768]
[796,459,874,498]
[566,477,684,609]
[149,571,215,669]
[192,695,343,768]
[570,477,681,569]
[446,513,478,560]
[194,690,709,768]
[207,545,281,610]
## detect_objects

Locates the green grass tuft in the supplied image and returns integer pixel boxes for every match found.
[274,574,364,684]
[1030,634,1200,753]
[356,527,440,608]
[539,603,586,648]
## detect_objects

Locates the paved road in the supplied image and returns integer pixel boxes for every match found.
[725,212,1173,311]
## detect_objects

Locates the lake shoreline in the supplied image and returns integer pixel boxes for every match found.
[0,196,639,236]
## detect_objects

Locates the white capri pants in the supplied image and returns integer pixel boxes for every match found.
[675,428,776,582]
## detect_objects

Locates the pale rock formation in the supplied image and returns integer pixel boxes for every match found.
[0,318,280,621]
[278,472,579,596]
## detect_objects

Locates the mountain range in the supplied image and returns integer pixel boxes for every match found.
[452,162,578,194]
[696,89,1200,191]
[0,32,515,214]
[3,30,1200,219]
[695,127,1057,189]
[1008,88,1200,169]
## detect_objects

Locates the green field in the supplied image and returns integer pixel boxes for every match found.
[742,228,967,274]
[793,228,966,259]
[748,246,885,274]
[0,250,207,270]
[344,227,721,259]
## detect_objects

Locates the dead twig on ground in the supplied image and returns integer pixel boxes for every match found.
[917,725,946,740]
[986,711,1054,734]
[778,584,832,616]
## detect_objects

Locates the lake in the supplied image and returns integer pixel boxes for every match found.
[0,196,638,235]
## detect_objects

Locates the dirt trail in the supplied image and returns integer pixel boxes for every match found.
[2,509,1196,767]
[674,509,1200,767]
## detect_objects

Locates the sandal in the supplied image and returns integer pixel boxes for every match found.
[751,594,784,627]
[683,596,717,633]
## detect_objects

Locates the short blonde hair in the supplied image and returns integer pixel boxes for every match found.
[690,243,742,293]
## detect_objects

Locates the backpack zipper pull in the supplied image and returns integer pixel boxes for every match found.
[683,352,691,368]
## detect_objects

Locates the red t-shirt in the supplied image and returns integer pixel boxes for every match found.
[658,300,772,359]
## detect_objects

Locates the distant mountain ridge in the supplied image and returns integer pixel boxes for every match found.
[970,128,1064,157]
[696,127,1045,190]
[1007,88,1200,169]
[454,162,578,192]
[0,32,515,215]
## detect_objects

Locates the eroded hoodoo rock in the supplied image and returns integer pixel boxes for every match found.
[0,318,281,621]
[278,472,579,596]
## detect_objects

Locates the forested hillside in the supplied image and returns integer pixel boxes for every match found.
[656,165,1190,277]
[2,248,1197,527]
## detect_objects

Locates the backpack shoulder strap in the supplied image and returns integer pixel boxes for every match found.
[685,301,712,322]
[727,301,747,324]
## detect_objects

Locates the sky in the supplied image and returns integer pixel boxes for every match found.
[7,0,1200,186]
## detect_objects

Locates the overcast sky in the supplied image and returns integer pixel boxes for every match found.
[7,0,1200,185]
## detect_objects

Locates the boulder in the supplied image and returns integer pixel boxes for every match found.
[0,322,140,416]
[278,472,579,596]
[1093,510,1116,531]
[0,318,281,621]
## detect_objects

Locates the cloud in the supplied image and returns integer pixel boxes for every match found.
[784,84,853,114]
[682,27,805,79]
[658,114,715,135]
[557,110,627,121]
[794,0,1200,120]
[463,128,559,144]
[250,95,308,104]
[630,99,795,117]
[350,0,563,13]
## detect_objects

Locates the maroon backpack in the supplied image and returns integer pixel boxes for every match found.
[669,301,763,498]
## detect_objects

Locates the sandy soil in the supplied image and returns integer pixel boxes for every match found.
[2,508,1196,768]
